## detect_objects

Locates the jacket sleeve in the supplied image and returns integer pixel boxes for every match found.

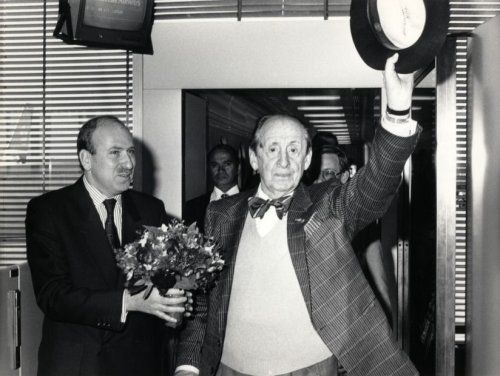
[175,202,216,368]
[334,125,421,238]
[26,196,125,331]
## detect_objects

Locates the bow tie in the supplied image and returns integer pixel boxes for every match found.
[248,195,293,220]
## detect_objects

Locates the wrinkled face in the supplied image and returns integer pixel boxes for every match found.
[209,150,238,192]
[80,120,135,197]
[317,152,342,183]
[250,117,311,199]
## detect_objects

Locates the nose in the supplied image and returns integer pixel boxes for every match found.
[278,150,290,168]
[122,152,135,169]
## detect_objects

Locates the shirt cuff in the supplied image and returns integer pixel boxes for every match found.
[175,365,200,374]
[120,290,128,323]
[381,112,417,137]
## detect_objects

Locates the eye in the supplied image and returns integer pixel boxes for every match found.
[127,149,136,157]
[268,146,277,154]
[288,145,299,155]
[110,149,120,157]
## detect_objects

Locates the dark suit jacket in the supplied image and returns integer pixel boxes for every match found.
[26,178,171,376]
[176,127,420,376]
[184,193,211,230]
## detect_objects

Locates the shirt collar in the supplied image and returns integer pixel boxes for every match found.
[256,184,295,201]
[212,185,239,201]
[83,175,122,207]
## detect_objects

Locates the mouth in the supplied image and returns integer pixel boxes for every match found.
[274,173,292,180]
[117,172,133,180]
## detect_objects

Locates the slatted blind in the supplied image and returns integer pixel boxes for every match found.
[453,37,468,345]
[447,1,500,345]
[154,0,351,20]
[0,0,133,266]
[155,0,500,21]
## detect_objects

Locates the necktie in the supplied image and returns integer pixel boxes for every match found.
[103,199,120,250]
[248,195,293,220]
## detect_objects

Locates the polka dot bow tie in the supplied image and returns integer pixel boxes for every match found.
[248,195,293,220]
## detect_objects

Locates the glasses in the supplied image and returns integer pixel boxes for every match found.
[320,169,343,179]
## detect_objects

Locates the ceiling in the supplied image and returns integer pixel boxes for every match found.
[188,88,380,145]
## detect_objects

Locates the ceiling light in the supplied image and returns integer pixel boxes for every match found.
[312,125,348,128]
[297,106,343,111]
[309,120,346,124]
[304,113,345,118]
[288,95,341,101]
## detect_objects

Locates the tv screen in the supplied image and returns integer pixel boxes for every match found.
[83,0,146,32]
[53,0,154,54]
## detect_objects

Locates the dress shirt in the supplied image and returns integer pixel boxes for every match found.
[82,176,128,323]
[175,113,417,375]
[83,176,123,242]
[252,187,284,237]
[210,185,240,202]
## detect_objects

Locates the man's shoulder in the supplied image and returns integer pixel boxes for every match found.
[305,180,342,201]
[28,180,79,207]
[207,189,251,217]
[185,193,210,208]
[124,189,165,208]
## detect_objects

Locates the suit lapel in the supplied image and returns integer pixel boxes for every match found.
[119,191,143,287]
[73,178,118,288]
[121,191,142,246]
[217,190,253,332]
[287,183,314,315]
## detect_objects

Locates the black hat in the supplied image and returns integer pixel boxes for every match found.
[350,0,449,73]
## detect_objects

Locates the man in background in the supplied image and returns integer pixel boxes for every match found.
[26,115,187,376]
[309,132,350,185]
[184,144,239,229]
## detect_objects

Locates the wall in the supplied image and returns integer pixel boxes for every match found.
[137,18,434,216]
[467,15,500,376]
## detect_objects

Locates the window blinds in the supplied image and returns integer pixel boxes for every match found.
[0,0,133,265]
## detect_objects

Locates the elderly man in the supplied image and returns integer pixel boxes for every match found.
[175,55,420,376]
[26,116,188,376]
[185,144,240,229]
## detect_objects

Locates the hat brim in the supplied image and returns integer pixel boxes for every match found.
[350,0,449,73]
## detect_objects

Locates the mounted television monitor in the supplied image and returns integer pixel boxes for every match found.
[54,0,154,54]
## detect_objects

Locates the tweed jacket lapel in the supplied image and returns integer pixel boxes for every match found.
[287,183,314,315]
[216,190,253,332]
[73,178,118,287]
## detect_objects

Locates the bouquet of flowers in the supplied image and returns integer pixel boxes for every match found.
[115,220,224,296]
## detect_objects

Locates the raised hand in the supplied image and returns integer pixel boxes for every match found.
[383,53,414,112]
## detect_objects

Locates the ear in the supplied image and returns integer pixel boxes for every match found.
[304,148,312,170]
[79,149,92,171]
[249,148,259,172]
[341,171,350,184]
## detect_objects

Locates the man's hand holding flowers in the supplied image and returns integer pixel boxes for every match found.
[124,287,190,325]
[116,220,224,327]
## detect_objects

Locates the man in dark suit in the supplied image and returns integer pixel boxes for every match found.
[26,116,188,376]
[184,144,240,229]
[175,55,420,376]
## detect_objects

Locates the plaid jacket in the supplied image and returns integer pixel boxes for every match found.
[177,126,420,376]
